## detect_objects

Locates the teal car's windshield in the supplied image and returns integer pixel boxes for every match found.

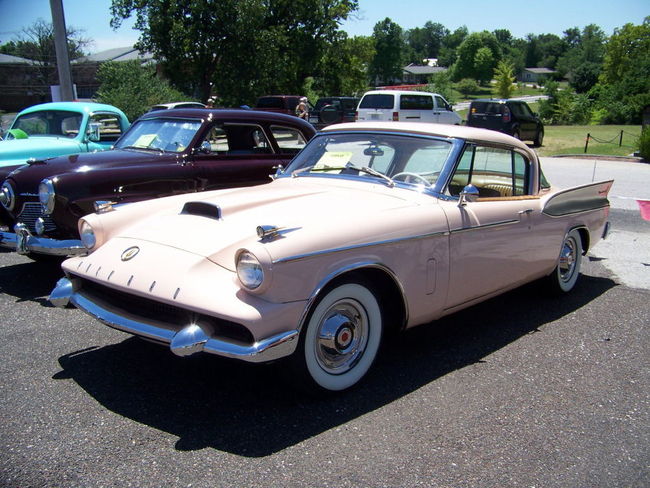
[11,110,83,138]
[284,133,453,187]
[116,118,202,153]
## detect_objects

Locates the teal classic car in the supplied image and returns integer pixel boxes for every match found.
[0,102,129,168]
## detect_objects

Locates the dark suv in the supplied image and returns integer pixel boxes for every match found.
[467,99,544,146]
[309,97,359,129]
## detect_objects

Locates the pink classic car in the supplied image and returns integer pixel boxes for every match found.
[50,122,613,392]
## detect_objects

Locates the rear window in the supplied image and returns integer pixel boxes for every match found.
[359,94,395,110]
[470,102,505,116]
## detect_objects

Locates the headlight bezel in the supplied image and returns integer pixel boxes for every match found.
[79,219,96,250]
[38,178,56,215]
[0,181,15,211]
[236,250,265,291]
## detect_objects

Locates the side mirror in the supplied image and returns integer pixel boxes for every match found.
[198,141,212,154]
[86,122,101,142]
[270,164,284,180]
[458,184,479,206]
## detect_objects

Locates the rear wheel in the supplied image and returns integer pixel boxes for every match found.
[534,128,544,147]
[512,129,521,140]
[547,229,583,293]
[294,280,383,392]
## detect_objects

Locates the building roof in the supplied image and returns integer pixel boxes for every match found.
[0,53,38,65]
[403,64,448,75]
[523,67,557,74]
[74,46,154,64]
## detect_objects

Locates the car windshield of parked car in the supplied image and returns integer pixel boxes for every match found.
[11,110,82,138]
[284,133,452,187]
[115,118,201,153]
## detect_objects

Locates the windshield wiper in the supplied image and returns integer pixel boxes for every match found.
[291,162,394,187]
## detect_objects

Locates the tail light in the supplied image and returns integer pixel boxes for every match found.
[503,107,511,123]
[355,111,358,121]
[392,112,399,121]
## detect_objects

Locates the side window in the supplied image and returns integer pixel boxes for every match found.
[218,124,272,154]
[434,95,447,110]
[400,95,433,110]
[203,126,229,152]
[90,113,124,142]
[270,126,308,154]
[448,145,530,198]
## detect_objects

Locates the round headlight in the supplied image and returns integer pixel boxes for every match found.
[236,251,264,290]
[0,181,15,211]
[38,178,55,215]
[79,220,96,249]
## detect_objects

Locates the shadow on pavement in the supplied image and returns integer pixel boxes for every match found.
[52,274,616,457]
[0,250,65,305]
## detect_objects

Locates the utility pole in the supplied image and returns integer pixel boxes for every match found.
[50,0,75,101]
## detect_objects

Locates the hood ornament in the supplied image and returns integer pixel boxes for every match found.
[121,246,140,261]
[256,225,281,240]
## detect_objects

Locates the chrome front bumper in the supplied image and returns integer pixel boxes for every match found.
[49,277,299,363]
[0,224,86,256]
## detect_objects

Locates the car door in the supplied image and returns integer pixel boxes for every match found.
[190,122,300,190]
[510,102,537,140]
[441,144,552,309]
[433,95,453,124]
[400,93,433,122]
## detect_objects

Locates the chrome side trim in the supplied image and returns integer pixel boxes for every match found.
[449,219,519,234]
[49,277,299,363]
[0,229,85,256]
[273,230,449,264]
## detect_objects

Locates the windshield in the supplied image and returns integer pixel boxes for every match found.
[115,118,202,152]
[11,110,83,137]
[284,133,453,188]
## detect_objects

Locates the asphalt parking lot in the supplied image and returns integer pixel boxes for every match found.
[1,157,648,487]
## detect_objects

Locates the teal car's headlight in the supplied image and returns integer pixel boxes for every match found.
[38,178,55,215]
[79,220,96,249]
[0,181,15,211]
[236,251,264,290]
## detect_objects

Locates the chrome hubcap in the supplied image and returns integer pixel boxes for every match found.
[559,237,577,283]
[315,300,368,374]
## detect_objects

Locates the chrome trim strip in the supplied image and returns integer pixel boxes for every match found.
[49,277,299,363]
[448,219,519,234]
[273,230,449,264]
[0,230,86,256]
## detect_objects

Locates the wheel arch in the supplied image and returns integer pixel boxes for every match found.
[298,262,408,337]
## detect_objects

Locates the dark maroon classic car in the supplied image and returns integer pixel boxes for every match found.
[0,109,315,258]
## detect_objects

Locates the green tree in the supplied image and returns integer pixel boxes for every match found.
[452,31,501,83]
[438,26,468,67]
[455,78,479,97]
[405,21,449,63]
[493,60,516,98]
[110,0,358,103]
[590,17,650,123]
[319,35,375,96]
[369,18,406,84]
[426,70,455,104]
[95,60,189,121]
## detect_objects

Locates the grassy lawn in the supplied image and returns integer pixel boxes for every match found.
[537,125,641,157]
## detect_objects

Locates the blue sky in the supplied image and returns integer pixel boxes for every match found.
[0,0,647,53]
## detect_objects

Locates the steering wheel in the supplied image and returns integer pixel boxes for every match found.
[392,172,430,186]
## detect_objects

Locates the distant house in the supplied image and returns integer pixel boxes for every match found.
[519,67,557,83]
[401,64,448,84]
[0,46,154,111]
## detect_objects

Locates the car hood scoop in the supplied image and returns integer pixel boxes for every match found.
[116,178,422,268]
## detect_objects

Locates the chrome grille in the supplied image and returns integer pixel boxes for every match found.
[17,202,57,233]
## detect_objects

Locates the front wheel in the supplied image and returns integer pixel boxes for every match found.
[294,280,383,392]
[547,229,583,293]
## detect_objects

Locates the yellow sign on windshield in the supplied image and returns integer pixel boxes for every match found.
[313,151,353,172]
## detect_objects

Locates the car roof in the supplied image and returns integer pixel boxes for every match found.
[471,99,524,104]
[361,90,437,96]
[18,101,127,116]
[321,121,536,155]
[136,107,316,129]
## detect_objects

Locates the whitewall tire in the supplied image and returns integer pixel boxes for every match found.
[299,282,383,392]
